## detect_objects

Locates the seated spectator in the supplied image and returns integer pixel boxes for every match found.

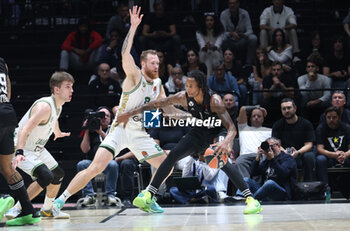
[157,51,173,84]
[196,12,224,76]
[259,0,300,60]
[207,60,240,104]
[298,58,332,126]
[220,0,257,66]
[88,63,122,109]
[223,48,248,106]
[267,29,293,72]
[59,18,103,72]
[181,49,208,77]
[250,47,271,105]
[98,28,139,81]
[138,0,182,64]
[272,98,316,182]
[223,93,238,125]
[316,107,350,187]
[242,137,297,201]
[235,106,272,178]
[114,149,139,208]
[261,61,295,125]
[319,91,350,126]
[323,35,350,89]
[106,3,130,40]
[77,106,119,206]
[165,66,186,95]
[343,11,350,51]
[169,155,219,204]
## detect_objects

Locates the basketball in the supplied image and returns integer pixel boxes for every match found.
[204,146,228,169]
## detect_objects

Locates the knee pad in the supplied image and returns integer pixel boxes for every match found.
[51,166,65,185]
[33,165,54,188]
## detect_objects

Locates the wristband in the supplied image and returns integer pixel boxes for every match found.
[15,149,24,156]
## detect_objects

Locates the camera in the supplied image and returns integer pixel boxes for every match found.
[83,109,106,131]
[260,141,270,153]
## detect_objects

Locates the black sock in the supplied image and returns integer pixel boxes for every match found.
[9,180,34,216]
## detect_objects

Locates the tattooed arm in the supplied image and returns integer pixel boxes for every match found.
[121,6,143,82]
[116,90,187,127]
[210,94,237,155]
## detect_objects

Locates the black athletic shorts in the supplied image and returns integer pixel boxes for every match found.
[0,125,15,155]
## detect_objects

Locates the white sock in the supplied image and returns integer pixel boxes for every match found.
[58,190,72,203]
[42,195,55,210]
[13,201,22,210]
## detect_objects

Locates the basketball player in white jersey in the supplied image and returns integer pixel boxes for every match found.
[53,6,180,214]
[5,72,74,220]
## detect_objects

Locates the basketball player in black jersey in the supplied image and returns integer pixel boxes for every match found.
[0,57,41,226]
[116,70,262,214]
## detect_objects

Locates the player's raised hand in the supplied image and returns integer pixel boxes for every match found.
[129,5,143,27]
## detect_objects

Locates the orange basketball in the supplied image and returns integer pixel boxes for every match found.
[204,146,228,169]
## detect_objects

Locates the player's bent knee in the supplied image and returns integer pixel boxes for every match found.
[34,165,54,188]
[51,166,65,185]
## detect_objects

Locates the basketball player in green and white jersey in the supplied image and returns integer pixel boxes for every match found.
[5,72,74,224]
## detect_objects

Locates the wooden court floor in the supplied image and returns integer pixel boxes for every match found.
[1,202,350,231]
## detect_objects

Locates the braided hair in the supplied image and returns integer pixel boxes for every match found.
[187,70,208,96]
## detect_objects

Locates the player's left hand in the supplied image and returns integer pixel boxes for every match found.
[54,132,71,141]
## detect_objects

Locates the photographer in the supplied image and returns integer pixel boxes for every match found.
[242,137,297,201]
[77,106,119,206]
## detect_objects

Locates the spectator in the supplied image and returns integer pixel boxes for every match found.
[223,48,247,106]
[98,28,139,81]
[259,0,300,59]
[235,106,272,178]
[157,51,172,84]
[138,0,182,64]
[316,107,350,186]
[300,31,326,72]
[298,58,332,126]
[106,3,130,39]
[319,91,350,126]
[181,49,208,77]
[243,137,297,201]
[223,92,238,125]
[207,60,240,105]
[196,12,225,76]
[220,0,257,65]
[77,106,119,207]
[322,35,350,89]
[272,98,316,182]
[169,155,219,204]
[262,61,295,125]
[343,11,350,51]
[88,63,122,109]
[267,29,293,72]
[164,66,186,95]
[59,18,103,72]
[250,47,271,105]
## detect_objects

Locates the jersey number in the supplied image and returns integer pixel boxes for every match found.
[0,73,7,95]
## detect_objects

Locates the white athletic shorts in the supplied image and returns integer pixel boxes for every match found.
[100,125,164,162]
[18,148,58,179]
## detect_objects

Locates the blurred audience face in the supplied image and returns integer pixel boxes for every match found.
[214,64,225,80]
[98,63,111,81]
[143,54,160,79]
[251,108,264,128]
[156,51,164,64]
[98,108,112,129]
[205,15,214,29]
[187,50,198,65]
[228,0,239,13]
[171,67,183,81]
[271,64,283,78]
[78,24,89,34]
[275,30,283,45]
[224,49,234,63]
[306,62,319,80]
[326,110,340,130]
[312,33,321,48]
[110,30,121,43]
[272,0,283,9]
[223,93,235,111]
[332,92,346,108]
[154,3,165,17]
[333,39,344,52]
[281,101,296,120]
[118,5,129,19]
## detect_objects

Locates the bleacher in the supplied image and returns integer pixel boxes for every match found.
[0,0,349,202]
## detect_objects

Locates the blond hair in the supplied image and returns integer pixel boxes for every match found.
[49,71,74,93]
[140,49,158,62]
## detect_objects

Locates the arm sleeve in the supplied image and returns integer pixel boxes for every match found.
[286,7,297,25]
[243,11,253,36]
[343,12,350,24]
[89,31,103,50]
[268,46,292,64]
[182,157,196,177]
[319,76,332,102]
[196,31,206,49]
[61,32,75,51]
[269,156,296,180]
[259,8,269,25]
[201,163,219,181]
[214,33,225,48]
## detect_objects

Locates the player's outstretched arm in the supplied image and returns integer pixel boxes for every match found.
[116,91,186,128]
[122,5,143,81]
